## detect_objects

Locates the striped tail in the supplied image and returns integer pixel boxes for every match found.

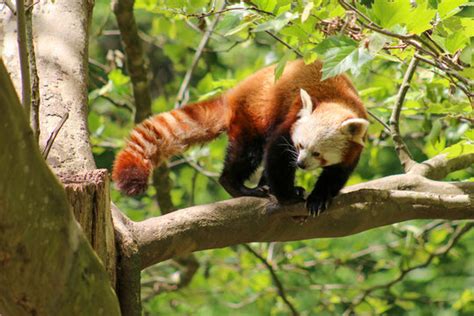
[112,96,228,195]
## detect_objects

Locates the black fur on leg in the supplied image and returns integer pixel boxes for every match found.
[219,136,269,198]
[306,163,354,216]
[264,132,304,203]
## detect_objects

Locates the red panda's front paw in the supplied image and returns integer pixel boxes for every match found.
[306,192,332,217]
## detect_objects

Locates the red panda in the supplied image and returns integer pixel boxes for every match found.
[112,60,369,215]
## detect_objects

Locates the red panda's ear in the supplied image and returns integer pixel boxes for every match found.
[340,118,369,146]
[299,89,313,117]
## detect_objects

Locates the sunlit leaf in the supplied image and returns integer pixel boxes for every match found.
[314,36,373,80]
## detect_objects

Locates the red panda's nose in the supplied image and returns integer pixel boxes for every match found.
[297,161,306,169]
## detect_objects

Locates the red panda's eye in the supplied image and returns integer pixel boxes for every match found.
[313,152,320,158]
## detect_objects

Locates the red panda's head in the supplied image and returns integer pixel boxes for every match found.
[291,89,369,170]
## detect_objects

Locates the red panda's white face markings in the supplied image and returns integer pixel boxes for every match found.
[291,89,369,170]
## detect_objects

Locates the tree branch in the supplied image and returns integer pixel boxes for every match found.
[16,0,31,121]
[242,244,299,316]
[408,153,474,180]
[389,56,418,172]
[174,2,226,108]
[337,0,472,101]
[112,0,152,123]
[264,30,302,57]
[42,112,68,159]
[134,174,473,269]
[112,204,142,316]
[25,0,39,141]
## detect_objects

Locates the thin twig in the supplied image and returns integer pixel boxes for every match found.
[415,54,472,100]
[16,0,31,123]
[185,6,273,18]
[389,56,418,172]
[141,254,199,301]
[264,30,302,57]
[42,113,69,159]
[175,2,226,108]
[338,0,471,102]
[99,95,133,112]
[242,244,299,316]
[367,110,390,133]
[185,158,220,178]
[3,0,16,14]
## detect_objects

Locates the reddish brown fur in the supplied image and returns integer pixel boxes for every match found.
[112,60,367,195]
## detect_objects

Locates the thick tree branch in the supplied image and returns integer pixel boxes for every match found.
[112,204,142,316]
[408,153,474,180]
[116,147,474,271]
[133,173,473,269]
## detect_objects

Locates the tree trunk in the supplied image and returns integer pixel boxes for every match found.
[0,60,120,316]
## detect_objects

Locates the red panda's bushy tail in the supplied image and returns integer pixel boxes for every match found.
[112,96,228,196]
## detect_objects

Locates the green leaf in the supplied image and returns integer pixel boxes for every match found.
[301,1,314,23]
[314,36,373,80]
[371,0,435,34]
[438,0,468,20]
[453,289,474,311]
[252,11,298,33]
[461,18,474,37]
[441,140,474,158]
[252,0,277,13]
[445,32,469,53]
[108,69,130,86]
[367,33,388,54]
[216,14,242,35]
[427,119,442,146]
[223,20,254,36]
[406,2,436,34]
[371,0,411,29]
[274,51,291,81]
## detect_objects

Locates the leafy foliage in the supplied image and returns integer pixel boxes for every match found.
[88,0,473,314]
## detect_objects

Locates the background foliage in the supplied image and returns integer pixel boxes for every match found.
[87,0,473,314]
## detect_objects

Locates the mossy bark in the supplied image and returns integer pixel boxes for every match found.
[0,58,120,315]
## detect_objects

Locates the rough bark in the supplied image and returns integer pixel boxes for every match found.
[112,205,141,316]
[0,60,120,315]
[1,1,121,313]
[60,170,117,288]
[112,172,474,269]
[1,0,96,173]
[112,0,152,123]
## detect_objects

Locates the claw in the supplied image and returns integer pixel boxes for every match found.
[306,192,333,216]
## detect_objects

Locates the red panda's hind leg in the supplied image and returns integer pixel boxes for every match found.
[219,136,269,198]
